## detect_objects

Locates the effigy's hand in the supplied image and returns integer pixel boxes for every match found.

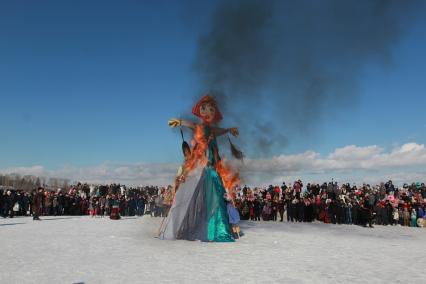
[229,127,239,137]
[168,118,181,128]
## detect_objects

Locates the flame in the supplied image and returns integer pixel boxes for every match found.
[216,159,240,199]
[183,124,240,201]
[184,125,208,174]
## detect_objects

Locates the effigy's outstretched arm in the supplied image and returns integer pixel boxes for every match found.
[213,127,239,137]
[168,118,196,130]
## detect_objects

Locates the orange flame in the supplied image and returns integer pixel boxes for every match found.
[216,159,240,199]
[183,124,240,201]
[184,125,208,174]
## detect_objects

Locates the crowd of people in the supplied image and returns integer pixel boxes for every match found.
[1,180,426,228]
[233,180,426,228]
[0,183,173,220]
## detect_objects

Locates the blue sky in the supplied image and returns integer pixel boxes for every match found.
[1,1,426,185]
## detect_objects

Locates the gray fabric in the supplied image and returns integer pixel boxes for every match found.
[159,167,203,240]
[177,171,208,241]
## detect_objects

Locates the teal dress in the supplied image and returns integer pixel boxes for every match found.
[174,125,235,242]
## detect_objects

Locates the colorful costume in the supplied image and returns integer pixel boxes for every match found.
[160,126,234,241]
[159,96,240,242]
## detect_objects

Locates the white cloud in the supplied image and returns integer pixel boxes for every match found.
[328,145,382,161]
[234,143,426,185]
[1,143,426,187]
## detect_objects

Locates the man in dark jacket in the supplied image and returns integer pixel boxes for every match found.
[278,198,285,222]
[360,201,374,228]
[253,197,262,221]
[21,192,30,216]
[32,187,44,220]
[7,191,17,218]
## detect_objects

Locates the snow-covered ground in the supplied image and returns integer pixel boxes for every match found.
[0,216,425,284]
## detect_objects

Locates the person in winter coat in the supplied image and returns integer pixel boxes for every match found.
[297,198,305,222]
[4,191,15,218]
[52,196,59,216]
[32,187,44,220]
[403,208,410,226]
[271,194,279,221]
[110,195,121,220]
[136,195,145,216]
[12,197,20,217]
[22,193,30,216]
[149,196,156,217]
[392,208,399,226]
[278,198,285,222]
[44,192,52,216]
[418,206,425,219]
[241,200,250,220]
[89,196,96,217]
[328,200,337,224]
[226,194,241,239]
[289,198,298,222]
[155,195,163,217]
[99,196,106,217]
[360,202,374,228]
[351,202,359,225]
[262,200,272,221]
[253,197,262,221]
[249,200,255,221]
[411,209,417,227]
[398,208,404,226]
[345,201,353,224]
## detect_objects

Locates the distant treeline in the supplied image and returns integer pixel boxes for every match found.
[0,174,70,192]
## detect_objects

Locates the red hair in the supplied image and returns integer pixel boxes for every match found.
[192,95,223,123]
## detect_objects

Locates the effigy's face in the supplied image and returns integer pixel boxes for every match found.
[199,102,216,123]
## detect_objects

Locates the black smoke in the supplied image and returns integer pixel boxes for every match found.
[193,0,422,157]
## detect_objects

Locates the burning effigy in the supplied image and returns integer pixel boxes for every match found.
[159,95,242,242]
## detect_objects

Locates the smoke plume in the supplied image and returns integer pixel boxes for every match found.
[193,0,422,157]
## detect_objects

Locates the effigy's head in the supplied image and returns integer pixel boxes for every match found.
[192,95,223,124]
